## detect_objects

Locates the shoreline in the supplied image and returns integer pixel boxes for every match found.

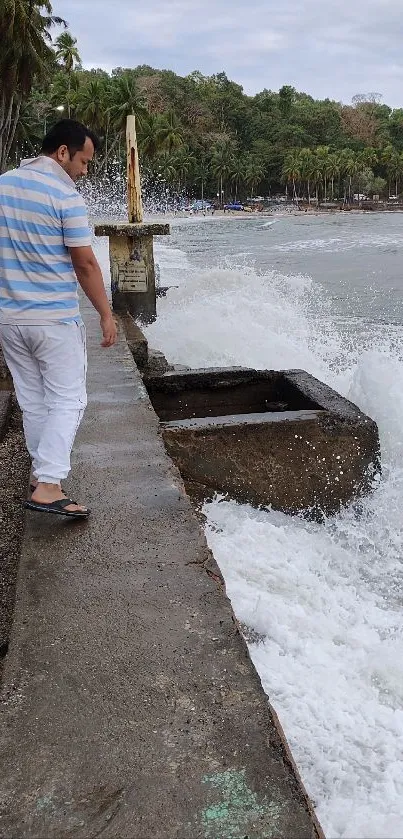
[141,205,403,223]
[93,205,403,228]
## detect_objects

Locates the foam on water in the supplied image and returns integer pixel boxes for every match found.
[145,263,347,384]
[270,232,403,254]
[95,218,403,838]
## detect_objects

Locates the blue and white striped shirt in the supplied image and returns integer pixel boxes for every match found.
[0,155,92,324]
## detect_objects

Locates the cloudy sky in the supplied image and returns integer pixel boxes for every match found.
[52,0,403,107]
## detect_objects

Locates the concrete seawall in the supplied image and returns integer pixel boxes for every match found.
[0,298,324,838]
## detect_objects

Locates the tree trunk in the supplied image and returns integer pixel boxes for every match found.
[67,73,71,118]
[0,92,17,173]
[4,100,21,164]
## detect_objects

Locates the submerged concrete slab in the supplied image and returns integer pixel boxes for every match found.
[0,304,323,838]
[145,367,380,515]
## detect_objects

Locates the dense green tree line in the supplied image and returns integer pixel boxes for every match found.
[2,1,403,203]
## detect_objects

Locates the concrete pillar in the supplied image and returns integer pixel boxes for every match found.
[94,115,170,323]
[94,222,170,323]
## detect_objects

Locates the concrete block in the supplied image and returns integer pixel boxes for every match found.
[94,223,170,324]
[94,222,170,238]
[144,350,170,376]
[145,368,380,516]
[120,314,148,369]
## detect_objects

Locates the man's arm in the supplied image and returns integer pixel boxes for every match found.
[69,245,117,347]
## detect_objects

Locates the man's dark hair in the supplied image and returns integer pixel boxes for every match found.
[41,119,100,156]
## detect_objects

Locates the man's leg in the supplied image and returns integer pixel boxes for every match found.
[27,323,87,482]
[0,324,48,479]
[27,323,88,513]
[1,323,88,514]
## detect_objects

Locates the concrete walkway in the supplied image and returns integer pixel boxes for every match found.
[0,298,324,839]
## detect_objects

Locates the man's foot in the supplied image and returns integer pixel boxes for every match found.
[31,483,88,515]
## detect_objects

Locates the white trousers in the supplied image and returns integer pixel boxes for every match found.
[0,322,87,483]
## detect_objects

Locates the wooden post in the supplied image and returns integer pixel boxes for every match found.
[126,115,143,223]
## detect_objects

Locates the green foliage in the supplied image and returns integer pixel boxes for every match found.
[4,23,403,198]
[0,0,66,170]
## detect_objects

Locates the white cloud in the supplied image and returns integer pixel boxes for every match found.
[52,0,403,106]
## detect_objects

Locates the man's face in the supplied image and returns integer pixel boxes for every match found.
[56,136,95,182]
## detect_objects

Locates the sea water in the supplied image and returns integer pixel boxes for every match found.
[96,211,403,838]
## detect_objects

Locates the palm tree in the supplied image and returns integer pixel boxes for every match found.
[194,154,211,203]
[107,73,147,165]
[49,69,81,120]
[337,149,354,203]
[282,150,301,203]
[157,110,184,156]
[0,0,66,171]
[108,73,147,134]
[138,113,166,163]
[230,157,246,201]
[298,148,315,203]
[171,145,195,192]
[381,145,401,198]
[75,77,107,129]
[74,76,112,169]
[7,96,43,163]
[211,141,235,206]
[344,152,360,203]
[327,153,340,201]
[245,158,265,198]
[157,153,177,187]
[315,146,330,202]
[311,151,325,203]
[54,31,80,116]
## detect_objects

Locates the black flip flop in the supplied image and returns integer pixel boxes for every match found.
[24,498,90,518]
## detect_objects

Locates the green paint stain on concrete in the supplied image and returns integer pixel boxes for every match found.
[201,768,284,839]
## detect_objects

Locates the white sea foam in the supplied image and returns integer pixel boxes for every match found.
[261,219,278,228]
[95,216,403,838]
[270,232,403,254]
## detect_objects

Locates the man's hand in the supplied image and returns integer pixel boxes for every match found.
[100,312,118,347]
[70,246,118,347]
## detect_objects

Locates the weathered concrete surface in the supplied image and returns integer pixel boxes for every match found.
[146,368,380,515]
[0,301,323,838]
[94,226,170,323]
[144,367,320,421]
[94,222,170,238]
[0,391,12,443]
[120,313,149,369]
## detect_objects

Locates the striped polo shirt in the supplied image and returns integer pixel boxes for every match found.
[0,155,92,324]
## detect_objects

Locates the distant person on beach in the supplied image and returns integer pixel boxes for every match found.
[0,119,117,519]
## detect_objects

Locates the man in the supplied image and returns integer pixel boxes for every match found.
[0,119,117,518]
